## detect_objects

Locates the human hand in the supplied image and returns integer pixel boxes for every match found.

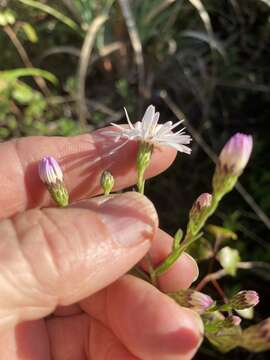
[0,128,203,359]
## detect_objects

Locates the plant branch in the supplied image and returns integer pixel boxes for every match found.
[3,25,51,97]
[196,261,270,291]
[118,0,145,98]
[77,15,108,129]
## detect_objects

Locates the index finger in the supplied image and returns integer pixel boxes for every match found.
[0,127,176,219]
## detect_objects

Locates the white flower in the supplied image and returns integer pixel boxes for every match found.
[107,105,192,154]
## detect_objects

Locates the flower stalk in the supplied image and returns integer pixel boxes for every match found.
[136,141,153,194]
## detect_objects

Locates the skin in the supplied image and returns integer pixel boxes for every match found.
[0,127,203,360]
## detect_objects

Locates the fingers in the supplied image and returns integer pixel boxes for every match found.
[0,320,50,360]
[140,229,199,292]
[0,128,176,218]
[0,192,157,331]
[81,275,203,360]
[47,315,140,360]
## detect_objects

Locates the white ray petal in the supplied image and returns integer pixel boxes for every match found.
[123,107,134,129]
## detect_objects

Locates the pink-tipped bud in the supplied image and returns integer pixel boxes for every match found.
[38,156,68,207]
[219,133,253,176]
[230,290,259,310]
[190,290,215,314]
[191,193,212,213]
[188,193,212,235]
[223,315,242,327]
[39,156,63,185]
[170,289,215,314]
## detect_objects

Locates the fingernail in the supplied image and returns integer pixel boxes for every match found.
[99,192,158,247]
[182,307,204,338]
[184,253,199,283]
[192,312,205,337]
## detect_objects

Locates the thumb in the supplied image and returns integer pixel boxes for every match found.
[0,192,157,330]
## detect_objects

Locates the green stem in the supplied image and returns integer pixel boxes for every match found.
[155,233,202,276]
[130,266,151,282]
[137,171,145,194]
[146,253,157,286]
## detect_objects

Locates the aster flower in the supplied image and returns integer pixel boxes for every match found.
[38,156,69,207]
[109,105,192,154]
[107,105,192,193]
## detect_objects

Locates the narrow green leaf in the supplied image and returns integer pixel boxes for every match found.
[1,68,58,85]
[17,0,81,33]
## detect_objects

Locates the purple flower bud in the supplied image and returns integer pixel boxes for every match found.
[38,156,68,207]
[219,133,253,175]
[230,290,259,310]
[190,290,215,314]
[170,289,215,314]
[39,156,63,185]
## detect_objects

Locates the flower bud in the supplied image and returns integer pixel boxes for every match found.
[241,318,270,352]
[213,133,253,196]
[170,289,214,314]
[100,170,114,195]
[223,315,242,327]
[39,156,63,185]
[190,193,212,214]
[230,290,259,310]
[219,133,253,176]
[38,156,69,207]
[188,193,212,235]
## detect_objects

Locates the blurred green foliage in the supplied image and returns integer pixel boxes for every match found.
[0,0,269,357]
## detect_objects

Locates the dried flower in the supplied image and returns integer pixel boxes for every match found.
[241,318,270,352]
[230,290,259,310]
[108,105,192,153]
[100,170,114,195]
[218,133,253,176]
[38,156,69,207]
[170,289,214,314]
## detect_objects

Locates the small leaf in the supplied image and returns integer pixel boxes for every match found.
[206,224,238,240]
[173,228,183,251]
[188,237,213,261]
[236,308,254,320]
[217,246,240,276]
[1,68,58,85]
[12,83,35,104]
[21,23,38,43]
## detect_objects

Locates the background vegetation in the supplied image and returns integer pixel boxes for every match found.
[0,0,269,358]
